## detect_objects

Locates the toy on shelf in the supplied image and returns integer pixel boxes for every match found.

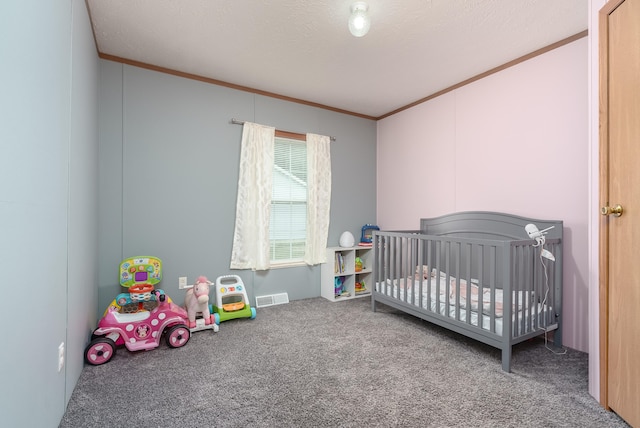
[184,275,220,333]
[334,277,343,296]
[213,275,256,322]
[84,256,191,366]
[334,276,350,298]
[359,224,379,247]
[355,280,367,294]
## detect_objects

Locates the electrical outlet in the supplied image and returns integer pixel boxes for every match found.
[58,342,65,372]
[178,276,188,289]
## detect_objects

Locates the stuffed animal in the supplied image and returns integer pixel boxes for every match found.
[185,275,213,328]
[414,265,433,280]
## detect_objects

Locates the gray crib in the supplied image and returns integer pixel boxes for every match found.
[371,211,563,372]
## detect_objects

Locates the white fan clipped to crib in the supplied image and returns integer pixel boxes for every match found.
[525,223,555,261]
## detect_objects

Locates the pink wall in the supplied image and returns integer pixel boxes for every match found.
[377,38,589,352]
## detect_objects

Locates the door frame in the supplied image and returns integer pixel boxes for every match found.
[598,0,626,408]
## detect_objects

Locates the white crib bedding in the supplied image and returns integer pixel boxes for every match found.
[375,272,547,336]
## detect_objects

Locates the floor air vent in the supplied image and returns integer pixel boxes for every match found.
[255,293,289,308]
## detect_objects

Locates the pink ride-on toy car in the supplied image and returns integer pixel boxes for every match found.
[84,256,191,365]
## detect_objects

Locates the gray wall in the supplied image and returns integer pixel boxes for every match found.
[0,1,99,426]
[98,62,377,313]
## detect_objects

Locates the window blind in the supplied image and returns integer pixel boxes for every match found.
[270,137,307,262]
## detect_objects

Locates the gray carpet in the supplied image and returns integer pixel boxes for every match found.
[60,297,628,428]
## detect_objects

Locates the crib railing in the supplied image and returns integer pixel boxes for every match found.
[372,230,562,341]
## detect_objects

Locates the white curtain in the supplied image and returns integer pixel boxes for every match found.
[229,122,275,270]
[304,133,332,265]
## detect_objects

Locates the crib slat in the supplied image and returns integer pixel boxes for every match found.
[385,235,392,296]
[435,240,442,314]
[401,236,407,304]
[426,239,433,311]
[463,243,472,325]
[416,236,423,309]
[443,240,449,316]
[515,245,525,337]
[477,243,484,331]
[491,244,499,334]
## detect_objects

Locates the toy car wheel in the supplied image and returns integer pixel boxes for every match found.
[250,307,257,319]
[165,324,190,348]
[84,337,116,365]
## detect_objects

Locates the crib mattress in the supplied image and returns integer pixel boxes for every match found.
[375,273,549,336]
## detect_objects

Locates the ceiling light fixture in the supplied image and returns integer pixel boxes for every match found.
[348,2,371,38]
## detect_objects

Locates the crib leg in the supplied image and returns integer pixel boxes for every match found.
[502,346,512,372]
[371,296,377,312]
[552,325,563,350]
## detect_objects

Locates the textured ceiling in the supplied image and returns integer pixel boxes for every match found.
[86,0,588,119]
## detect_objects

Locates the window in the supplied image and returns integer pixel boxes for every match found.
[230,121,330,271]
[270,136,307,263]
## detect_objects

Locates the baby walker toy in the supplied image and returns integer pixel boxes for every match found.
[184,275,220,333]
[84,256,191,365]
[213,275,256,322]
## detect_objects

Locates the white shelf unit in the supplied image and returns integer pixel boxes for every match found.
[321,246,373,302]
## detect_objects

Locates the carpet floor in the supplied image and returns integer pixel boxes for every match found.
[60,297,629,427]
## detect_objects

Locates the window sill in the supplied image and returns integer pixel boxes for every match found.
[269,260,306,269]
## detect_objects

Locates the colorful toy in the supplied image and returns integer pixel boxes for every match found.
[84,256,191,365]
[184,275,220,333]
[334,276,350,298]
[112,256,164,311]
[334,277,343,296]
[213,275,256,322]
[359,224,380,246]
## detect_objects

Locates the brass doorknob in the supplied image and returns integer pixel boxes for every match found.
[601,204,623,217]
